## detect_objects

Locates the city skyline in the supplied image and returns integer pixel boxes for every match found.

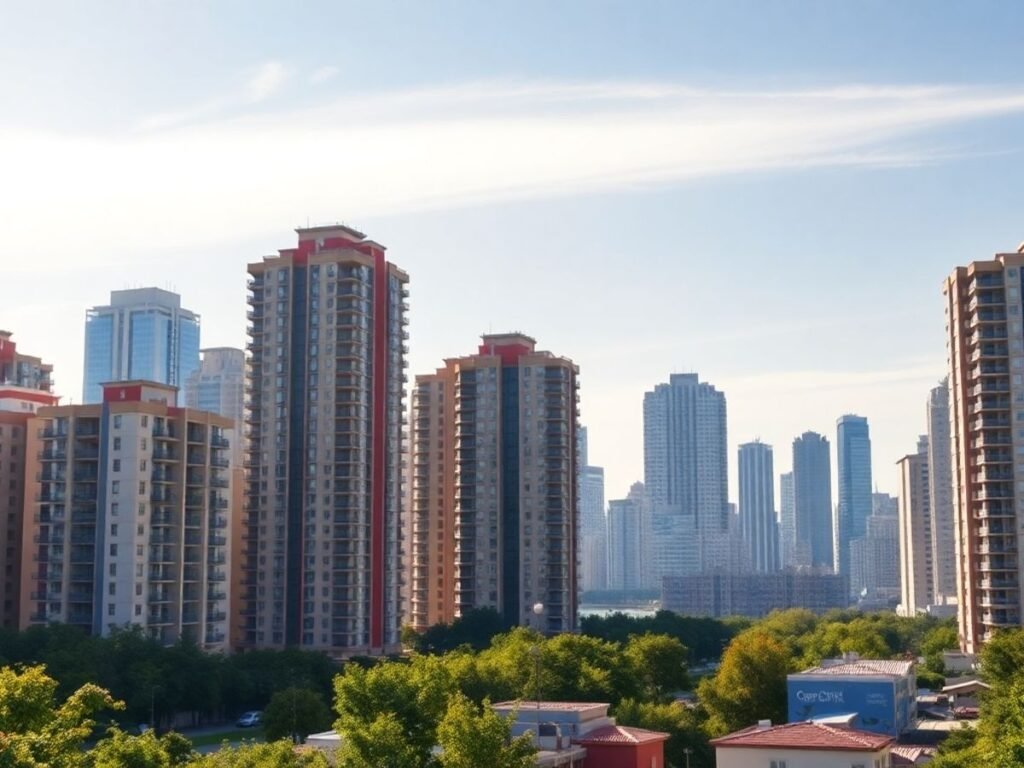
[8,4,1024,506]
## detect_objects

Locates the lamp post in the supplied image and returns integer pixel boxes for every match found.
[683,746,692,768]
[530,602,544,740]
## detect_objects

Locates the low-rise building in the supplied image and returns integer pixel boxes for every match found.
[662,570,848,618]
[787,657,916,737]
[711,720,893,768]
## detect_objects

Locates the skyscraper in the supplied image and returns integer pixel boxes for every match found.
[927,378,957,604]
[608,482,646,591]
[738,441,779,572]
[792,432,833,570]
[83,288,200,405]
[0,332,58,628]
[185,348,245,467]
[897,436,933,616]
[243,225,408,654]
[945,247,1024,652]
[409,333,579,634]
[21,381,234,650]
[850,497,900,604]
[779,471,797,568]
[579,465,607,592]
[836,415,873,583]
[643,373,728,580]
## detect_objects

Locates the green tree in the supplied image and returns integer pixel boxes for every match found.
[624,634,690,701]
[158,732,196,766]
[921,623,958,674]
[615,698,711,768]
[263,687,333,743]
[89,729,170,768]
[335,713,424,768]
[698,630,792,737]
[435,695,534,768]
[0,665,121,768]
[333,655,456,767]
[192,741,329,768]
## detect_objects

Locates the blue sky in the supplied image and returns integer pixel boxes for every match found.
[4,1,1024,502]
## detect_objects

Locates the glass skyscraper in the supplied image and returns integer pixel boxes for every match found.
[82,288,200,404]
[836,414,873,584]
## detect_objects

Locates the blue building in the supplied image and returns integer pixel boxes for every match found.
[787,658,916,737]
[83,288,200,404]
[836,414,873,585]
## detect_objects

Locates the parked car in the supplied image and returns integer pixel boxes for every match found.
[236,711,262,728]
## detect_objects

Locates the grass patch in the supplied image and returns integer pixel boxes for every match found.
[187,727,262,748]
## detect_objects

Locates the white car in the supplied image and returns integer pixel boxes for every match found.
[236,711,262,728]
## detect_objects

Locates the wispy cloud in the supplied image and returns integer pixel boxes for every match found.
[309,65,339,85]
[4,78,1024,260]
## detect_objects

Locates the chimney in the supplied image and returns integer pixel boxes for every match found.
[757,720,772,729]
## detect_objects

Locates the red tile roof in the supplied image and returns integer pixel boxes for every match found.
[576,725,669,745]
[711,722,893,752]
[891,745,934,765]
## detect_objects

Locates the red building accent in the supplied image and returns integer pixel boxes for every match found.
[370,245,387,649]
[576,725,669,768]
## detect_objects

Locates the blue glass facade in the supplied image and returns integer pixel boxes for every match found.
[82,290,200,403]
[837,415,873,582]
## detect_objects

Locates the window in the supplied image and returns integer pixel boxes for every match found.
[111,480,120,494]
[111,502,119,516]
[141,415,148,427]
[770,762,787,768]
[113,437,121,450]
[112,459,121,472]
[113,415,122,429]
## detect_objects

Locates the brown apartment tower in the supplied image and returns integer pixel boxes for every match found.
[409,333,579,634]
[243,226,408,654]
[945,244,1024,653]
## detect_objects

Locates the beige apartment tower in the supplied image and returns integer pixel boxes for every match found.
[409,333,579,634]
[945,246,1024,653]
[21,381,234,650]
[897,436,933,616]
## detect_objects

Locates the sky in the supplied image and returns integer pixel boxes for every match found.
[4,1,1024,504]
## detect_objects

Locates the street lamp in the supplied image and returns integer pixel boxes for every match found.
[683,746,693,768]
[530,603,544,744]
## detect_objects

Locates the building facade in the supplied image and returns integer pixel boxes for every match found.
[712,722,893,768]
[928,377,958,605]
[836,415,873,583]
[661,571,848,618]
[21,381,233,650]
[579,465,607,593]
[83,288,200,405]
[409,333,579,634]
[0,331,54,393]
[185,347,245,468]
[607,482,646,591]
[738,440,779,572]
[792,432,833,571]
[243,225,408,654]
[945,247,1024,653]
[779,471,797,569]
[849,512,900,606]
[898,437,933,616]
[643,373,729,580]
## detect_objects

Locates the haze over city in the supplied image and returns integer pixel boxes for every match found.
[5,1,1024,500]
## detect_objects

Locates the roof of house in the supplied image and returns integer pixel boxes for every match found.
[797,659,915,677]
[575,725,669,745]
[942,679,991,695]
[891,745,935,765]
[710,721,893,752]
[491,701,608,712]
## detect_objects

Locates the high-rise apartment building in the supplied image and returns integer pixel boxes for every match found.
[792,432,833,570]
[897,436,933,616]
[243,226,408,654]
[945,247,1024,652]
[0,333,58,628]
[779,472,797,568]
[185,348,245,468]
[579,465,607,592]
[409,333,579,634]
[850,505,900,604]
[738,441,779,572]
[836,415,873,583]
[20,381,233,650]
[643,373,728,580]
[927,378,957,604]
[83,289,200,404]
[607,482,646,591]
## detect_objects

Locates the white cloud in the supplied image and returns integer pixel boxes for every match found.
[310,65,339,84]
[244,60,289,102]
[4,79,1024,263]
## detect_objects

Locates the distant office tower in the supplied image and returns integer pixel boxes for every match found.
[0,333,58,628]
[897,436,933,615]
[643,373,728,580]
[608,482,646,591]
[83,288,200,405]
[945,247,1024,652]
[850,502,900,603]
[738,441,779,572]
[185,348,245,467]
[244,226,408,654]
[927,378,957,604]
[0,331,53,392]
[836,415,873,583]
[21,381,233,650]
[579,465,607,592]
[661,571,848,618]
[792,432,833,570]
[410,333,579,634]
[779,472,797,568]
[872,492,898,518]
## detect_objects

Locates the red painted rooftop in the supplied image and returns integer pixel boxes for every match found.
[575,725,669,745]
[711,722,893,752]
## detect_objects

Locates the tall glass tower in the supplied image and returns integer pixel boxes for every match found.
[836,414,873,584]
[82,288,200,404]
